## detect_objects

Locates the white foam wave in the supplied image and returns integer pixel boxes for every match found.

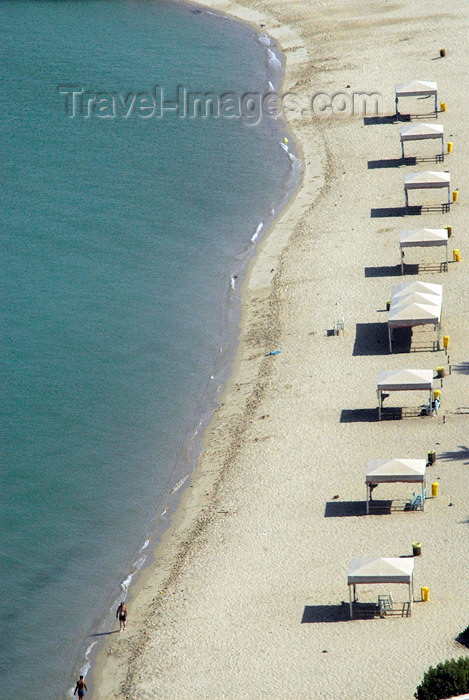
[133,554,147,571]
[267,48,281,69]
[258,33,272,46]
[120,573,132,592]
[139,539,150,553]
[267,80,275,92]
[230,274,236,290]
[251,222,263,242]
[171,474,189,494]
[67,639,97,695]
[280,141,302,178]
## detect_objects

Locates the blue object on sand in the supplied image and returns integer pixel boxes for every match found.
[267,350,281,356]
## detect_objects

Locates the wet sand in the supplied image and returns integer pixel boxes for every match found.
[92,0,469,698]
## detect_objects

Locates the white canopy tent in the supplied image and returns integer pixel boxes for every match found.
[400,123,444,159]
[404,171,451,208]
[395,80,438,117]
[388,283,442,352]
[347,557,415,618]
[365,458,426,513]
[399,228,449,273]
[388,302,441,352]
[377,369,434,420]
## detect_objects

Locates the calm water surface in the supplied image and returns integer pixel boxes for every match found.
[0,1,298,697]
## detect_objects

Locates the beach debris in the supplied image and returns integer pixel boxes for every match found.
[283,137,288,144]
[448,502,453,507]
[332,494,340,500]
[266,350,281,356]
[322,649,328,653]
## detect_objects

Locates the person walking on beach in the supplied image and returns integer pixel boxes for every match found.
[116,601,128,631]
[74,675,88,697]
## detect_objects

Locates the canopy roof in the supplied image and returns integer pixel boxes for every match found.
[395,80,437,97]
[404,171,450,189]
[392,281,442,299]
[366,458,426,483]
[400,123,444,142]
[377,369,433,391]
[388,302,441,327]
[391,291,442,308]
[348,557,414,585]
[400,228,448,248]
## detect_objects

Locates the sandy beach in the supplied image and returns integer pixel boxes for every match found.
[91,0,469,698]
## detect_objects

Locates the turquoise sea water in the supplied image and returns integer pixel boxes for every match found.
[1,2,298,697]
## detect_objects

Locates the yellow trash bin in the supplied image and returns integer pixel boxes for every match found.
[453,190,458,202]
[446,225,452,237]
[443,335,450,349]
[453,249,461,262]
[448,141,453,153]
[432,482,439,498]
[434,389,441,400]
[421,586,430,602]
[440,101,447,112]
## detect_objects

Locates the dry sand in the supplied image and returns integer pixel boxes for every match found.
[91,0,469,698]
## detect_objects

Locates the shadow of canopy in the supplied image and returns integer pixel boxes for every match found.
[353,322,390,356]
[364,265,415,278]
[363,114,411,125]
[324,501,368,517]
[340,408,379,423]
[438,445,469,464]
[368,157,416,169]
[451,362,469,375]
[371,206,422,218]
[301,603,376,623]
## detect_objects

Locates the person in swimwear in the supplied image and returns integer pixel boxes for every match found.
[74,675,88,697]
[116,601,128,631]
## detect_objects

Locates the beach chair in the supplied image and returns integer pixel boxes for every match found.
[425,395,440,416]
[334,318,345,336]
[378,593,394,617]
[410,488,426,510]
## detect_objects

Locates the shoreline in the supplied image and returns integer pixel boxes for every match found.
[90,1,317,697]
[93,0,469,698]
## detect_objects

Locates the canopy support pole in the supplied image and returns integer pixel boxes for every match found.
[429,388,433,415]
[446,242,448,270]
[366,485,369,515]
[435,93,438,118]
[388,326,392,353]
[378,390,382,421]
[401,139,405,159]
[405,186,409,208]
[349,585,353,619]
[400,249,404,274]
